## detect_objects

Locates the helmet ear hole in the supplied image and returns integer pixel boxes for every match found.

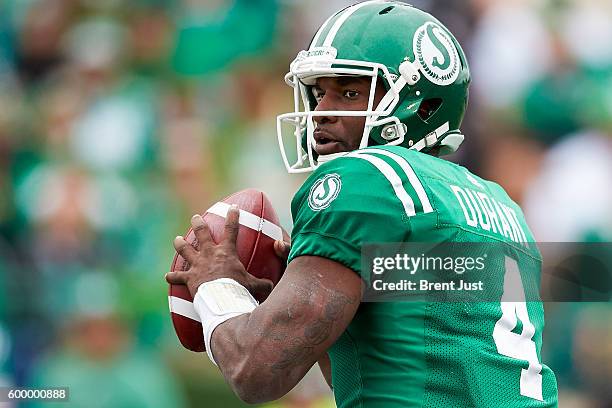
[379,6,395,15]
[417,98,443,121]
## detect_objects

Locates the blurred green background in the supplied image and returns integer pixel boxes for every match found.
[0,0,611,407]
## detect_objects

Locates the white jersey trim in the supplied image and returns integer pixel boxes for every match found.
[347,151,416,217]
[360,148,434,213]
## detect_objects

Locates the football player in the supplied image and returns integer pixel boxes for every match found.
[166,1,559,406]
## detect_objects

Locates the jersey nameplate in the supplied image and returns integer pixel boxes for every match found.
[450,184,528,245]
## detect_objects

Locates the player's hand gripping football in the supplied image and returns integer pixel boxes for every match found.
[165,206,274,300]
[273,237,291,264]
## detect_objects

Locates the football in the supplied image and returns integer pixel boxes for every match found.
[168,189,285,352]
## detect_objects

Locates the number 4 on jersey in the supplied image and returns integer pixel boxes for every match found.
[493,256,544,401]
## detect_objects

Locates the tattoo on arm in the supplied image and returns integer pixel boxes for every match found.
[209,256,361,403]
[271,286,354,371]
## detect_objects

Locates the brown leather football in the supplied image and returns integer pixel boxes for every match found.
[168,189,285,352]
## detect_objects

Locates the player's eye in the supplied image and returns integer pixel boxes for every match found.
[311,87,324,102]
[344,89,360,99]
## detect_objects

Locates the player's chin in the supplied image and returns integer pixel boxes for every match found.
[314,141,349,156]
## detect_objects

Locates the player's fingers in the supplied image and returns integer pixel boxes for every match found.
[222,204,240,249]
[191,215,213,248]
[274,240,291,261]
[247,276,274,301]
[281,227,290,244]
[173,236,198,263]
[165,271,186,285]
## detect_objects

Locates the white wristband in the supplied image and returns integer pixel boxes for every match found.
[193,278,258,366]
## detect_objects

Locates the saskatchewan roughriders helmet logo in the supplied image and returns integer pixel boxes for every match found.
[413,22,460,86]
[308,173,341,211]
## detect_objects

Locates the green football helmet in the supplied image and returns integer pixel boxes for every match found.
[277,0,471,173]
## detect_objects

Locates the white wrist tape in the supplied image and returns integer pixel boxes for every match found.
[193,278,258,366]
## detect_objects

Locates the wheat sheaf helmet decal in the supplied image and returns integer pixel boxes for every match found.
[308,174,342,211]
[413,22,460,86]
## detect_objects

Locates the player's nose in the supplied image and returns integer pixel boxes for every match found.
[313,94,338,125]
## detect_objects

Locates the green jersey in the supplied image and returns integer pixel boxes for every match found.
[288,146,558,407]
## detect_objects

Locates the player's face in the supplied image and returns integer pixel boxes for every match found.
[311,77,387,155]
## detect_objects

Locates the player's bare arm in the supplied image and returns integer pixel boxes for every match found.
[166,208,361,403]
[316,352,333,389]
[274,239,334,390]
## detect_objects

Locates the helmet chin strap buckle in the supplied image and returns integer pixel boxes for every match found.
[381,123,407,141]
[410,122,450,151]
[408,122,465,156]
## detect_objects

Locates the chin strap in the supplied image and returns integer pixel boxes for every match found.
[437,132,465,155]
[316,152,349,164]
[409,122,450,151]
[409,122,464,155]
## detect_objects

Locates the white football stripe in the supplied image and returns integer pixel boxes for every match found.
[169,296,201,322]
[347,152,416,216]
[322,1,379,47]
[206,202,283,241]
[360,148,434,213]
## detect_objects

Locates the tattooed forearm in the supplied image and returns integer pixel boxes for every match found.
[270,339,314,370]
[209,256,362,403]
[271,288,354,372]
[304,320,333,345]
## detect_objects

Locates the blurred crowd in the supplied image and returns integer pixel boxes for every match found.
[0,0,611,407]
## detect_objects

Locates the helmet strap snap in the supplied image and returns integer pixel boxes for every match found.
[380,123,407,141]
[399,60,421,86]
